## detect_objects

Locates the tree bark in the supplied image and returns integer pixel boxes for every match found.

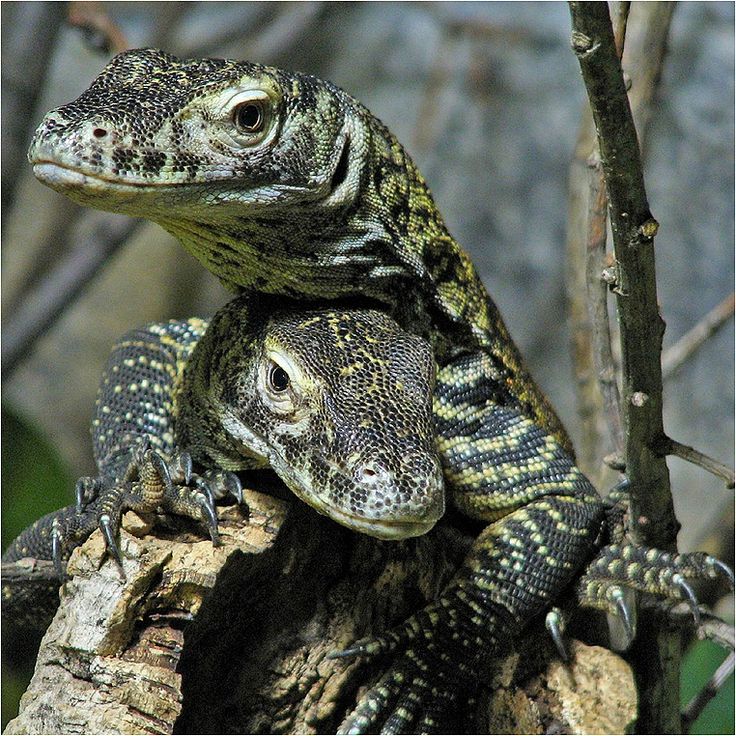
[5,487,638,734]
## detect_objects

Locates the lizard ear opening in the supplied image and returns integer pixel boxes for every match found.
[330,133,351,191]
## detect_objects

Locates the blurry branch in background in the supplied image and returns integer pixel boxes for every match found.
[1,2,133,381]
[659,597,735,730]
[182,2,327,61]
[67,1,129,55]
[3,2,324,381]
[1,2,66,223]
[661,293,735,379]
[1,214,143,379]
[682,652,735,733]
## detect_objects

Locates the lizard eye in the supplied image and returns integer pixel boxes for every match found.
[268,363,290,392]
[233,100,266,134]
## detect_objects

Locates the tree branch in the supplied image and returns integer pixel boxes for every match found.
[656,437,735,489]
[681,652,735,733]
[1,213,142,379]
[661,293,735,379]
[568,3,680,731]
[565,2,674,481]
[4,496,639,734]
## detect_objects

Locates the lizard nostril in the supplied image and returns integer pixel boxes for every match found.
[92,127,108,138]
[362,467,376,477]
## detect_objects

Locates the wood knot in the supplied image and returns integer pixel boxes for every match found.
[571,31,594,54]
[638,218,659,240]
[630,391,649,407]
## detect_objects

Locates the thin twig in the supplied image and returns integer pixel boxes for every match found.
[183,2,327,61]
[622,3,676,152]
[681,651,735,732]
[566,2,630,477]
[662,293,735,379]
[657,437,735,489]
[585,154,625,466]
[587,2,629,452]
[67,1,129,55]
[644,601,735,650]
[1,2,66,223]
[2,213,142,379]
[568,3,679,731]
[565,110,604,477]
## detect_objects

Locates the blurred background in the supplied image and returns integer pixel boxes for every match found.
[2,2,733,731]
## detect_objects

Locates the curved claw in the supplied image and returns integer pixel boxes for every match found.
[146,449,173,488]
[194,477,216,510]
[177,451,193,485]
[75,477,99,513]
[711,558,735,589]
[99,513,124,570]
[545,608,569,662]
[610,476,631,494]
[197,494,221,547]
[224,472,244,506]
[74,479,87,513]
[673,574,701,626]
[327,644,367,660]
[51,517,64,579]
[610,587,635,646]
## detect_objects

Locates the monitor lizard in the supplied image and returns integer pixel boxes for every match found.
[25,49,733,733]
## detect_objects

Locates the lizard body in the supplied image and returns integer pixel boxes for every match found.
[24,49,733,732]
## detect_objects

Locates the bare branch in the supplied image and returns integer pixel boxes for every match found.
[644,601,735,650]
[662,293,735,379]
[568,3,680,730]
[1,2,66,222]
[1,213,142,379]
[67,1,129,55]
[565,2,673,480]
[681,651,735,733]
[657,437,735,489]
[585,156,625,465]
[182,2,327,61]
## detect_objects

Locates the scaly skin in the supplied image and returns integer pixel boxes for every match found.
[4,295,443,573]
[25,49,733,732]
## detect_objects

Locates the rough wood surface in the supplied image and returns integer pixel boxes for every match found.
[6,487,637,735]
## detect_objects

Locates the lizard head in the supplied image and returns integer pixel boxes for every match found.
[210,303,445,540]
[28,47,363,220]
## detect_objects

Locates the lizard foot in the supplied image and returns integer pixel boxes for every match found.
[576,543,734,644]
[6,441,246,578]
[334,603,478,734]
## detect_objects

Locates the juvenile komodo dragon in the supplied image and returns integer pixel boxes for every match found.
[25,49,733,733]
[4,295,443,619]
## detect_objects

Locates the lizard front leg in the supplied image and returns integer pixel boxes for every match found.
[2,320,243,586]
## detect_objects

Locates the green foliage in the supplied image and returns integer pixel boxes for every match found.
[1,405,73,546]
[2,404,73,730]
[681,637,735,734]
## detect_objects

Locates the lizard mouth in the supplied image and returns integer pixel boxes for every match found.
[32,162,170,191]
[321,506,438,540]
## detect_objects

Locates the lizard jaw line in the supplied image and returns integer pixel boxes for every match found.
[33,162,175,192]
[320,506,438,541]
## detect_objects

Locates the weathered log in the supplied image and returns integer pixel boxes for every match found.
[5,486,637,734]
